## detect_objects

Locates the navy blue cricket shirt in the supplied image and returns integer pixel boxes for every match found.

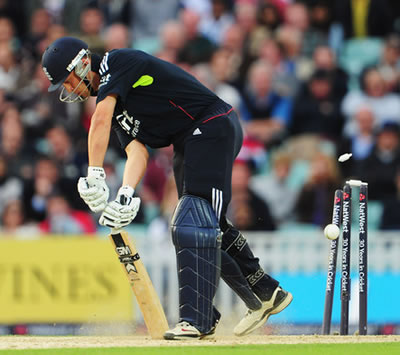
[96,49,221,149]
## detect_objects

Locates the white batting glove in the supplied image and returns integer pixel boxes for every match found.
[77,167,110,213]
[99,186,141,229]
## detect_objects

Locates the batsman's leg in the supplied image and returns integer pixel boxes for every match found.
[220,220,293,336]
[164,195,221,340]
[220,250,263,311]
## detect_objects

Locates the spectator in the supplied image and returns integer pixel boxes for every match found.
[88,0,131,27]
[360,121,400,201]
[178,8,216,65]
[240,60,292,147]
[22,157,82,223]
[285,2,327,58]
[235,1,258,45]
[0,104,32,178]
[147,173,179,244]
[36,23,67,57]
[191,62,243,111]
[199,0,234,45]
[0,88,8,116]
[219,23,247,87]
[338,105,376,179]
[180,0,212,19]
[289,69,344,141]
[75,6,105,56]
[294,152,341,227]
[232,1,260,78]
[235,136,268,172]
[22,157,58,222]
[103,23,132,51]
[275,25,313,82]
[228,160,276,231]
[0,16,17,48]
[258,38,299,97]
[156,21,186,64]
[0,154,22,215]
[0,42,20,92]
[377,34,400,94]
[140,146,174,206]
[341,67,400,136]
[45,126,87,180]
[18,62,73,143]
[22,8,52,63]
[0,199,40,238]
[308,0,333,35]
[312,45,349,100]
[209,47,237,86]
[0,1,26,37]
[250,150,298,227]
[39,193,96,234]
[256,0,283,33]
[131,0,180,52]
[221,22,245,55]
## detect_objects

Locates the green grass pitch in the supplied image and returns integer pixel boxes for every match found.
[1,343,400,355]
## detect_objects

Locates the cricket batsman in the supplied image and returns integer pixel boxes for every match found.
[41,37,292,339]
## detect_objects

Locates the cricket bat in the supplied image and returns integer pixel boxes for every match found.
[109,229,169,339]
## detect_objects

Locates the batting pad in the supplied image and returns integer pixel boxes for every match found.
[171,195,221,334]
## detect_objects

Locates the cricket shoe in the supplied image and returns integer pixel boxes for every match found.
[234,287,293,336]
[163,320,218,340]
[204,313,220,339]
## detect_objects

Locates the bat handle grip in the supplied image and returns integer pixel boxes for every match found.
[111,228,123,235]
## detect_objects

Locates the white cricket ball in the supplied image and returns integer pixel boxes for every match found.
[324,224,340,240]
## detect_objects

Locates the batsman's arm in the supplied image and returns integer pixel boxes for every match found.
[123,139,149,189]
[88,95,117,167]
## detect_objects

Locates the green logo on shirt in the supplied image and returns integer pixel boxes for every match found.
[132,75,154,88]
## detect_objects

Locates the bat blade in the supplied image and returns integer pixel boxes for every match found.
[109,230,168,339]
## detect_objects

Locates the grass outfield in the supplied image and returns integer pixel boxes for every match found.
[1,343,400,355]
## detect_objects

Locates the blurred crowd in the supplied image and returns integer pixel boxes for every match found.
[0,0,399,238]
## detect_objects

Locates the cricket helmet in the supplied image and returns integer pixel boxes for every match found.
[42,37,90,92]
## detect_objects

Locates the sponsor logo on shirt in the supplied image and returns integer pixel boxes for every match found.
[99,73,111,87]
[99,52,109,75]
[116,110,140,138]
[132,75,154,88]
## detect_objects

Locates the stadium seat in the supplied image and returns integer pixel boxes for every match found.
[339,38,383,90]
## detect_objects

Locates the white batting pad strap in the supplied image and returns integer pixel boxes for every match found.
[88,166,106,179]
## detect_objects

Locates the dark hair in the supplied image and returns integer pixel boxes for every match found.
[375,121,400,136]
[310,68,332,82]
